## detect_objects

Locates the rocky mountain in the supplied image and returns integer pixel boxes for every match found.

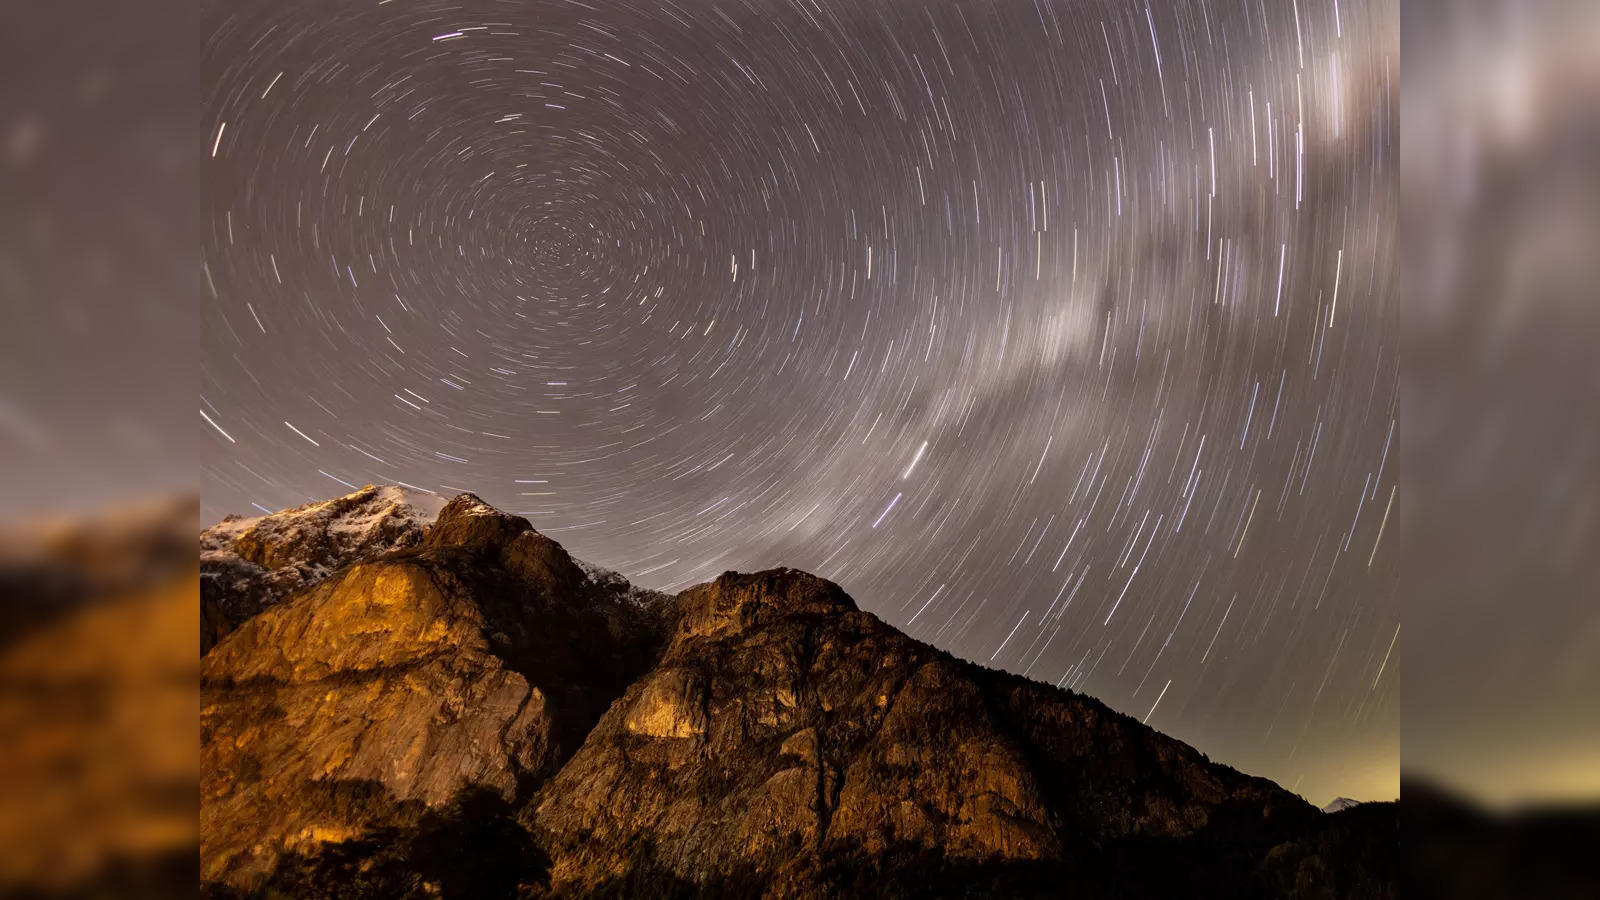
[200,485,445,653]
[1322,798,1363,814]
[200,487,1396,899]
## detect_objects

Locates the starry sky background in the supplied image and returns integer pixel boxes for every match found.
[201,0,1398,805]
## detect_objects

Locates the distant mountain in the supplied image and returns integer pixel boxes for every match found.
[1323,797,1363,813]
[200,487,1396,898]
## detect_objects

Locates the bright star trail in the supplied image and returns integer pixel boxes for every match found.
[202,0,1398,804]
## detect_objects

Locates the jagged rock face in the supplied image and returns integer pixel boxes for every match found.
[199,490,1395,899]
[200,486,444,653]
[200,494,666,890]
[529,570,1317,897]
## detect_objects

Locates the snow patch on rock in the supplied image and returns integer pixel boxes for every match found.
[201,485,447,650]
[576,558,672,608]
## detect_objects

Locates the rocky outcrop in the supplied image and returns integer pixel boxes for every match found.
[200,486,444,653]
[529,569,1320,897]
[199,490,1395,898]
[200,493,668,889]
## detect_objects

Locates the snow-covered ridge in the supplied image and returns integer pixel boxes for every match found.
[202,484,444,571]
[204,483,451,554]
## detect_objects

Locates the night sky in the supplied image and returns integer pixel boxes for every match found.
[202,0,1398,805]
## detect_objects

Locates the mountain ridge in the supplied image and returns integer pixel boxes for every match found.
[200,486,1395,898]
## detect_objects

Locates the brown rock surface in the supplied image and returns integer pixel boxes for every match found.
[529,569,1324,897]
[200,493,667,890]
[200,485,445,653]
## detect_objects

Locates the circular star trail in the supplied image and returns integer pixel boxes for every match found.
[202,0,1398,804]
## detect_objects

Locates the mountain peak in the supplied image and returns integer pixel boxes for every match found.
[202,484,443,567]
[424,491,531,550]
[200,484,444,653]
[422,492,588,595]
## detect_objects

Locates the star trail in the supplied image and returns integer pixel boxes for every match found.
[202,0,1398,804]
